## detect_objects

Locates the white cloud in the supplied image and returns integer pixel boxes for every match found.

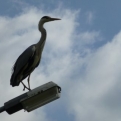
[0,7,79,121]
[1,5,121,121]
[86,11,95,24]
[68,31,121,121]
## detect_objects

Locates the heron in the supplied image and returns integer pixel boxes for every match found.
[10,16,61,91]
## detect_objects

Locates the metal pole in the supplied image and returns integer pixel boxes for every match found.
[0,106,5,113]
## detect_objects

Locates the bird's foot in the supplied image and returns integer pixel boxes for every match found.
[23,85,31,91]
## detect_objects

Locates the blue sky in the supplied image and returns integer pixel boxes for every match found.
[1,0,121,121]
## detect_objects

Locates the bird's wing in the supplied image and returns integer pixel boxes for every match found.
[12,45,36,74]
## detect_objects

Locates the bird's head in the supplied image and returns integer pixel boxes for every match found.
[38,16,61,31]
[40,16,61,23]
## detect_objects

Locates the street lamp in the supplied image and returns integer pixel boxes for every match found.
[0,81,61,115]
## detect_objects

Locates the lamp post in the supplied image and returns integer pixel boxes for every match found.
[0,81,61,115]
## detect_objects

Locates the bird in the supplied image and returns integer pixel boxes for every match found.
[10,16,61,91]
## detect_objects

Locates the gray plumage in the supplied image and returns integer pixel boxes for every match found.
[10,16,61,91]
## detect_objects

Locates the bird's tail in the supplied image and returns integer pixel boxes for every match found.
[10,73,20,87]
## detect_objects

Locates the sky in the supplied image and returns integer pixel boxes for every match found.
[0,0,121,121]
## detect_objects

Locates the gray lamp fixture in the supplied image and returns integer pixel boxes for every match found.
[0,81,61,115]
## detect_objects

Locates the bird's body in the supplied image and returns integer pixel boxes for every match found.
[10,44,39,86]
[10,16,60,91]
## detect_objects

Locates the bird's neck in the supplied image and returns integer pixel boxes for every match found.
[36,25,47,49]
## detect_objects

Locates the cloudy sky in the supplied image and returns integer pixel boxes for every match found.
[0,0,121,121]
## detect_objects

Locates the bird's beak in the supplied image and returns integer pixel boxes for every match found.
[50,18,61,21]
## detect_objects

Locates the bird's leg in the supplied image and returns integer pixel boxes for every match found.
[21,81,30,91]
[27,74,31,90]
